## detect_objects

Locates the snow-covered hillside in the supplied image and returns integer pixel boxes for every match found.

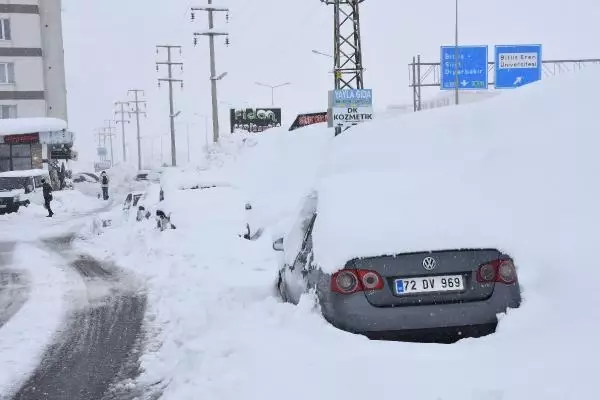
[73,68,599,400]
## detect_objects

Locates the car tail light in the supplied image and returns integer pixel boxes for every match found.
[476,259,518,284]
[331,269,384,294]
[497,260,517,284]
[357,270,384,290]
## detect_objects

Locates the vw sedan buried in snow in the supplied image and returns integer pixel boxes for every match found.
[274,194,521,342]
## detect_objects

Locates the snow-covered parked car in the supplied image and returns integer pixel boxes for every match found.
[273,190,522,342]
[0,169,50,214]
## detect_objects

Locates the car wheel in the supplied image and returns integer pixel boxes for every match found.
[277,269,288,302]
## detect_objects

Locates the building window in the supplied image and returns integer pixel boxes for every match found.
[11,144,32,171]
[0,105,16,119]
[0,63,14,84]
[0,19,11,41]
[0,144,9,172]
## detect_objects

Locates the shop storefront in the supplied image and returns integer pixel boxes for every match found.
[0,119,73,174]
[0,133,44,172]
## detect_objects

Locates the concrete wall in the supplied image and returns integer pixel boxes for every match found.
[0,0,68,121]
[39,0,67,121]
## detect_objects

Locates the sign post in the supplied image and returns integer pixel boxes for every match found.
[440,45,488,90]
[494,44,542,89]
[328,89,373,129]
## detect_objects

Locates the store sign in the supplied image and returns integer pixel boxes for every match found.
[39,130,74,145]
[50,148,72,160]
[289,112,328,131]
[230,108,282,133]
[327,89,374,128]
[3,133,40,144]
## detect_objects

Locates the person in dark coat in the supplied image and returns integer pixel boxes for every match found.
[41,178,54,217]
[100,171,109,200]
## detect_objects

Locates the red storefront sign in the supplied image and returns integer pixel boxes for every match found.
[2,133,40,144]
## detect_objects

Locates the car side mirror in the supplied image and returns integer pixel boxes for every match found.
[272,237,284,252]
[26,185,33,193]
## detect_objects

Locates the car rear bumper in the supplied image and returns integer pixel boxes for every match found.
[320,284,521,335]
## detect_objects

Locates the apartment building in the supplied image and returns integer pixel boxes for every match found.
[0,0,67,121]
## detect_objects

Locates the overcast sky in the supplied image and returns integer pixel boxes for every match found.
[61,0,599,167]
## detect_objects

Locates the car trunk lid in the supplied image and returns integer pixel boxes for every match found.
[348,249,501,307]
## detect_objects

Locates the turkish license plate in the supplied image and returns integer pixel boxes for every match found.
[394,275,464,295]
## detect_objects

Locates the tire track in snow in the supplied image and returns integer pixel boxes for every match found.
[11,250,153,400]
[0,242,29,329]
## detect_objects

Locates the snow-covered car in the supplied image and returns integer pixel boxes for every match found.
[0,169,50,214]
[274,189,522,342]
[72,172,99,183]
[123,191,147,210]
[134,170,161,183]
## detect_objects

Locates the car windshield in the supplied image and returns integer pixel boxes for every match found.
[0,177,28,191]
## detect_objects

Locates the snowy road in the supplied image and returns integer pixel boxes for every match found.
[0,242,29,329]
[10,247,151,400]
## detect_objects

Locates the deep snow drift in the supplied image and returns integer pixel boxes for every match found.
[74,68,599,400]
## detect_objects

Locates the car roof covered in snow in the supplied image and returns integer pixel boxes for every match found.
[310,68,600,273]
[0,118,67,135]
[0,169,48,178]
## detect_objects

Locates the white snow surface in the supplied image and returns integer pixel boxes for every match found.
[74,70,599,400]
[0,245,72,396]
[0,118,67,135]
[0,169,48,178]
[312,68,600,272]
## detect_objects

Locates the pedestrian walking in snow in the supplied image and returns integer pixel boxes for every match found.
[41,178,54,217]
[100,171,109,200]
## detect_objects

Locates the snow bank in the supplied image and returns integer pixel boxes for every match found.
[0,245,72,396]
[312,68,600,273]
[0,189,112,242]
[71,69,600,400]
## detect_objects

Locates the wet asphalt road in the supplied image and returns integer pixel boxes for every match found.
[0,236,159,400]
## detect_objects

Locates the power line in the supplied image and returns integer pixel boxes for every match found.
[127,90,147,170]
[114,101,130,163]
[191,1,229,144]
[156,45,184,167]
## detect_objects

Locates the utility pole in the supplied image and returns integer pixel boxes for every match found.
[454,0,459,105]
[103,120,116,167]
[96,130,107,162]
[127,90,147,170]
[191,1,229,143]
[321,0,366,136]
[156,45,184,167]
[115,101,130,163]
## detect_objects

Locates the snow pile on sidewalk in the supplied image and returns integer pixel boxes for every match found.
[74,68,600,400]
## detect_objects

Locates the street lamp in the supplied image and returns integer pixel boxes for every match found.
[311,49,333,58]
[254,81,291,106]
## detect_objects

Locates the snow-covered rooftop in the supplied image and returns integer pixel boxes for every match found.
[0,118,67,135]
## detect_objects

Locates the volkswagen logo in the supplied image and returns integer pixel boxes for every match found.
[423,256,437,271]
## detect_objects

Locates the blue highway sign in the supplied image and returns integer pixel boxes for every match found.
[440,45,489,90]
[495,44,542,89]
